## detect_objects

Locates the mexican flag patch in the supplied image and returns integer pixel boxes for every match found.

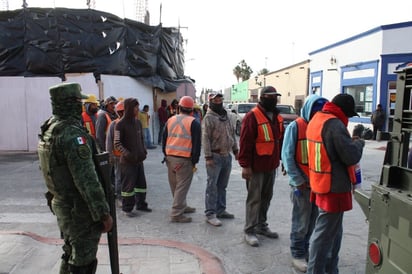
[76,136,86,145]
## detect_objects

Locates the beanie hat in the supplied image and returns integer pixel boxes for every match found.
[331,94,359,117]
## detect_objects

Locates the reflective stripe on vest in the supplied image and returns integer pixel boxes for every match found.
[165,115,194,158]
[307,112,333,193]
[295,117,309,176]
[251,107,275,156]
[307,112,356,194]
[81,112,96,138]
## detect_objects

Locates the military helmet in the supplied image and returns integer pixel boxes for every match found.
[49,83,88,102]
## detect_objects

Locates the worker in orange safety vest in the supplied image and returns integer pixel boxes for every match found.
[81,94,100,138]
[162,96,201,223]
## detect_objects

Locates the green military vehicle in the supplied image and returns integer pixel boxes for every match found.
[355,64,412,274]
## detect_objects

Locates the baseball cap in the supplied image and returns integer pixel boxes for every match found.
[332,93,359,117]
[260,86,281,97]
[104,96,118,105]
[208,93,223,100]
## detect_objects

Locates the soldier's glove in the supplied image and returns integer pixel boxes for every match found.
[44,191,54,214]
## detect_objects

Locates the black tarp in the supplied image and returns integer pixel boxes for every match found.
[0,8,190,91]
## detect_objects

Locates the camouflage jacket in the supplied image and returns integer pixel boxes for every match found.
[38,117,110,222]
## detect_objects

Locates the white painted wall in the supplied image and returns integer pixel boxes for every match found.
[0,74,154,151]
[310,31,383,102]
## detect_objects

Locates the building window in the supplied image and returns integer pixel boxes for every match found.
[344,85,373,117]
[388,81,397,116]
[312,86,321,95]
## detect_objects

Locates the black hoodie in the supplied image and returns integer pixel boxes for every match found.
[114,98,147,164]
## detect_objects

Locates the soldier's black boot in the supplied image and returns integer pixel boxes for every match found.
[60,259,70,274]
[68,259,97,274]
[59,253,70,274]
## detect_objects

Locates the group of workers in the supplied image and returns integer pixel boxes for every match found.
[38,81,365,274]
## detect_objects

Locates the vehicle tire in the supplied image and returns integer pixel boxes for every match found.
[236,121,241,136]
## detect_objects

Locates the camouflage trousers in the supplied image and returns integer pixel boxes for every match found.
[52,200,102,273]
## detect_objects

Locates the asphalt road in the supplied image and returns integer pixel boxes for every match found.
[0,140,386,273]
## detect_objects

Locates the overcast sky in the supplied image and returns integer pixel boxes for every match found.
[8,0,412,91]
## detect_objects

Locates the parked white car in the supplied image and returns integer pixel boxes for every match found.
[231,103,299,135]
[231,103,257,135]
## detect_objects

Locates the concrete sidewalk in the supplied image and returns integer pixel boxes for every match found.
[0,231,223,274]
[0,140,387,274]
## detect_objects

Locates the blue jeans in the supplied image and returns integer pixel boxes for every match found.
[204,153,232,216]
[307,208,343,274]
[143,128,153,147]
[290,187,318,259]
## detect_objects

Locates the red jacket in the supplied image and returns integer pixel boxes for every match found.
[238,104,283,172]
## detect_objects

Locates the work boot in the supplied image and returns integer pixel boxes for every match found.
[68,259,98,274]
[292,258,308,272]
[171,215,192,223]
[217,210,235,219]
[206,214,222,226]
[122,211,138,218]
[256,226,279,239]
[184,206,196,213]
[244,233,259,247]
[136,206,152,212]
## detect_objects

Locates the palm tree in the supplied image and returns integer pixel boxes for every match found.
[233,65,242,83]
[233,60,253,82]
[258,68,269,75]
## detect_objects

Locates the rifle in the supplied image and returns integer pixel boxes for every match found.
[94,152,120,274]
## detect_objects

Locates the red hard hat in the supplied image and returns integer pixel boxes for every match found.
[179,96,194,109]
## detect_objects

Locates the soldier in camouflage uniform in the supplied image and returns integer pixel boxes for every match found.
[38,83,113,274]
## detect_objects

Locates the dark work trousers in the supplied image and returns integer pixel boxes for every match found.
[158,122,165,145]
[244,170,276,233]
[120,162,148,212]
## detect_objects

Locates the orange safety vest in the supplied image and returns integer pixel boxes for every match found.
[104,113,112,133]
[307,112,356,194]
[165,115,195,158]
[81,112,96,138]
[295,117,309,176]
[251,107,277,156]
[277,114,285,138]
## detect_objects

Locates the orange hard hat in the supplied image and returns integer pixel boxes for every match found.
[115,100,124,112]
[179,96,194,109]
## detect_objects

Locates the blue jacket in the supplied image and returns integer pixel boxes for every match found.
[281,95,327,187]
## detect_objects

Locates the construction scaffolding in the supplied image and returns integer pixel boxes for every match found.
[135,0,148,23]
